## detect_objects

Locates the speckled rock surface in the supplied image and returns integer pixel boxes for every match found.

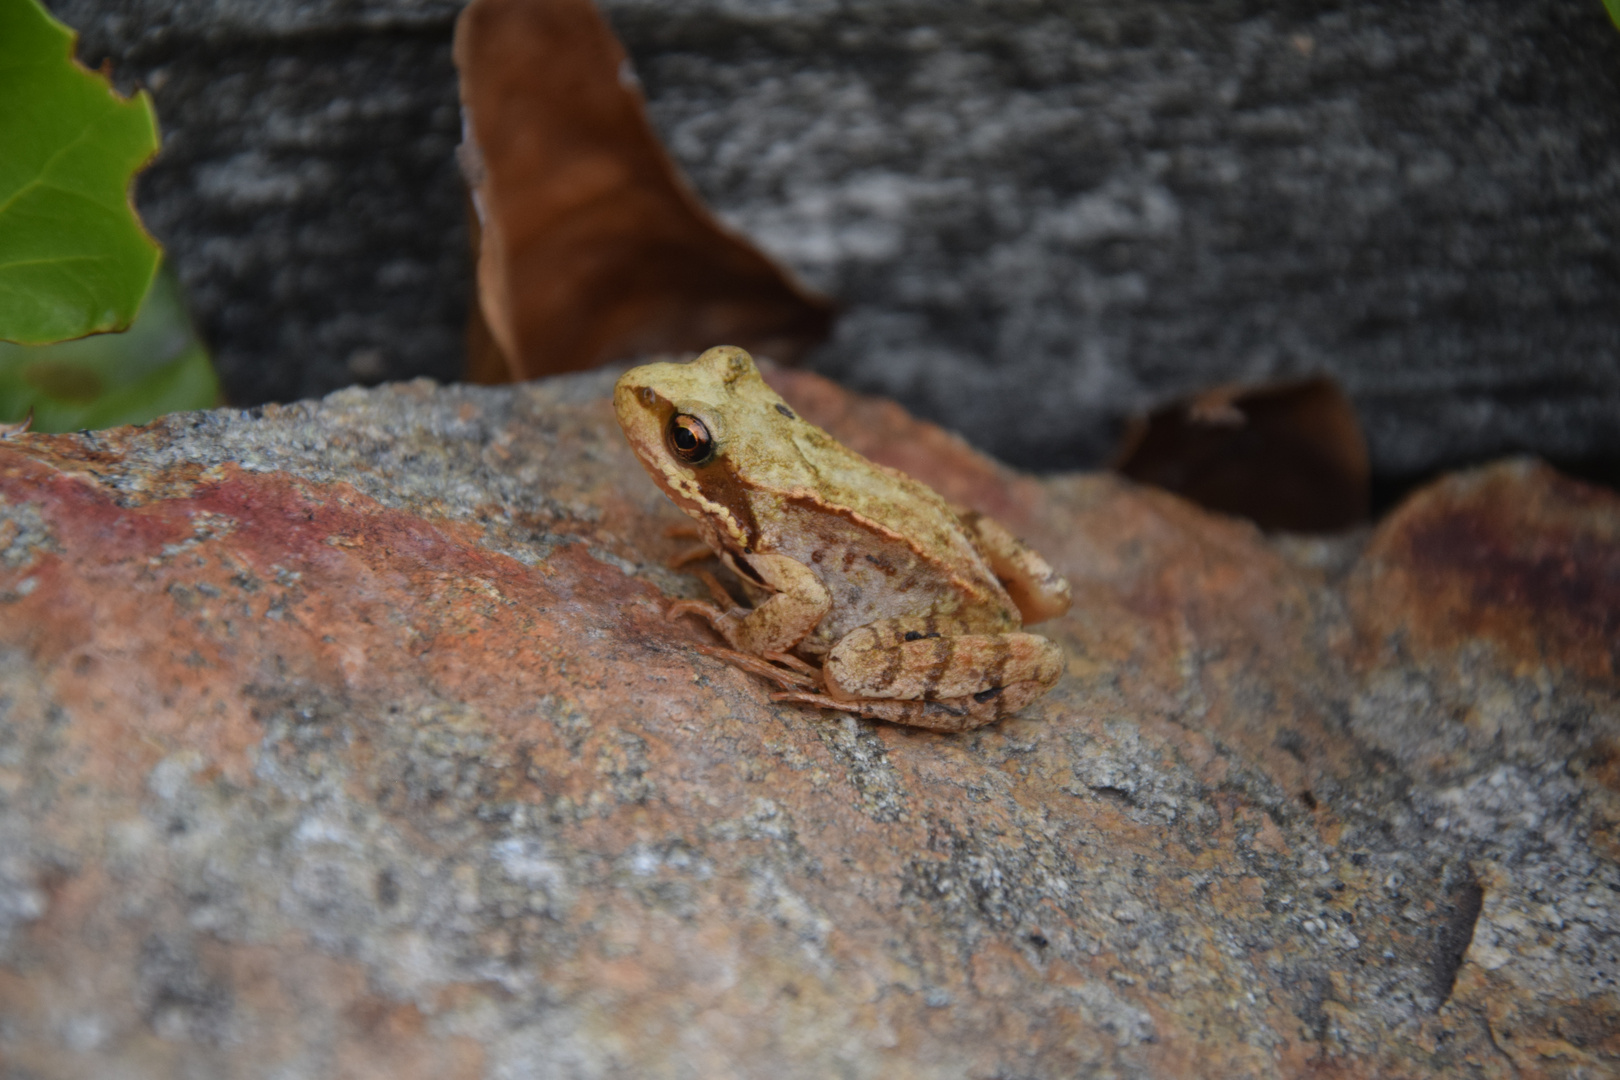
[53,0,1620,479]
[0,371,1615,1077]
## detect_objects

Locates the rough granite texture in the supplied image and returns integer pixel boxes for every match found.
[53,0,1620,478]
[0,369,1615,1077]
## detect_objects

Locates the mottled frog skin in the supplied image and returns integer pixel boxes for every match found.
[614,346,1071,731]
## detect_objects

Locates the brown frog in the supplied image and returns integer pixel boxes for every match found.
[614,346,1071,731]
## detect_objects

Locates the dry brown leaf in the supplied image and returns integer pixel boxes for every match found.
[454,0,834,381]
[1113,376,1369,532]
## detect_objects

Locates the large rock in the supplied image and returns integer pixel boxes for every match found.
[0,370,1615,1076]
[54,0,1620,477]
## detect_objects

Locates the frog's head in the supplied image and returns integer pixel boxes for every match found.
[614,346,799,546]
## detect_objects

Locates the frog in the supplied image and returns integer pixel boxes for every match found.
[613,346,1071,732]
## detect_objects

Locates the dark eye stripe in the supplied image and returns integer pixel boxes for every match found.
[774,404,796,419]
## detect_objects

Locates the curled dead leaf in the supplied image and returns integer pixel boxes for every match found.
[454,0,834,381]
[1114,376,1370,532]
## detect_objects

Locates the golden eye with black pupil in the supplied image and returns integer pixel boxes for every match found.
[667,414,714,464]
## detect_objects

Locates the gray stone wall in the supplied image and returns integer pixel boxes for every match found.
[58,0,469,405]
[56,0,1620,478]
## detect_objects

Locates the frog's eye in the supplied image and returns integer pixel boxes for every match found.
[667,414,714,464]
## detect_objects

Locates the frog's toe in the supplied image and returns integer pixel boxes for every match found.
[694,643,820,690]
[762,650,822,681]
[667,598,727,627]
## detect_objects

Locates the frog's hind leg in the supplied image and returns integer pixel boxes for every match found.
[692,643,820,691]
[823,619,1064,704]
[771,615,1065,730]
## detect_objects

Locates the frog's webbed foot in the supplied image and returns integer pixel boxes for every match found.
[693,643,821,691]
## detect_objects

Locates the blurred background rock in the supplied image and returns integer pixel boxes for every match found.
[56,0,1620,487]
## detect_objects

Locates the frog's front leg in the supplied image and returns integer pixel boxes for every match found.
[668,552,830,655]
[771,615,1064,731]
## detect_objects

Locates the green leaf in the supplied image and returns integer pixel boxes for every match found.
[0,264,220,431]
[0,0,162,345]
[1607,0,1620,31]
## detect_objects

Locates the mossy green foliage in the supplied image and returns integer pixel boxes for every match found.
[0,266,219,431]
[0,0,162,345]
